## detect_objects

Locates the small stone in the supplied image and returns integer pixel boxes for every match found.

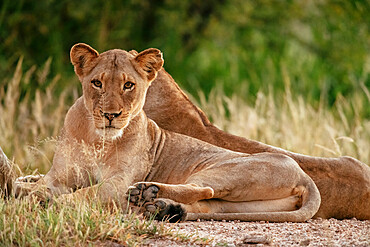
[242,234,272,245]
[299,239,311,246]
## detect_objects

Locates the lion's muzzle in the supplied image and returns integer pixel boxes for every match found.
[100,110,123,126]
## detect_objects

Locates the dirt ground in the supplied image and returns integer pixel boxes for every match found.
[143,218,370,246]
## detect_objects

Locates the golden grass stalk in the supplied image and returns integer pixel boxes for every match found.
[0,58,76,174]
[199,82,369,165]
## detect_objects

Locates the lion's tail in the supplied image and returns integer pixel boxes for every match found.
[186,177,321,223]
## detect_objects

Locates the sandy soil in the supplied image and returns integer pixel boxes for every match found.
[143,218,370,246]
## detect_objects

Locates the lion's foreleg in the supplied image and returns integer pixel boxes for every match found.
[57,178,131,209]
[128,182,214,205]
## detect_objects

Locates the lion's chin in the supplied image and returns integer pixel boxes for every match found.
[95,127,124,140]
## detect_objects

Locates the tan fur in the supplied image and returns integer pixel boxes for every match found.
[143,67,370,220]
[9,44,323,222]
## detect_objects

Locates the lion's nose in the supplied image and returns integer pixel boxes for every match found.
[101,111,122,121]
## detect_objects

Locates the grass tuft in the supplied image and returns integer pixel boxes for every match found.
[0,196,180,246]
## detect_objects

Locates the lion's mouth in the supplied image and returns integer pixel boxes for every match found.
[94,119,131,139]
[103,126,119,129]
[92,112,131,139]
[94,118,129,130]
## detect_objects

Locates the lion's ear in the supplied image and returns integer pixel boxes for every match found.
[134,48,164,81]
[70,43,99,77]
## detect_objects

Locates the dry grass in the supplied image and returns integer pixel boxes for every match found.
[199,84,369,165]
[0,58,78,174]
[0,196,187,246]
[0,58,369,246]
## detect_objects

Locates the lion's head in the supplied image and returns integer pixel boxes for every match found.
[70,43,163,139]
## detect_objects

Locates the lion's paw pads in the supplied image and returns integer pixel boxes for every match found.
[143,199,186,223]
[127,183,159,206]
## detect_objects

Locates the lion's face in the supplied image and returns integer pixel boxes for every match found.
[70,44,163,139]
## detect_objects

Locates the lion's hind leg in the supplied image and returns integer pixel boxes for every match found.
[128,194,300,223]
[127,153,320,222]
[181,153,321,222]
[126,180,300,222]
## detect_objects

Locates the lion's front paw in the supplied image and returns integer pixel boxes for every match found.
[143,198,187,223]
[127,182,159,206]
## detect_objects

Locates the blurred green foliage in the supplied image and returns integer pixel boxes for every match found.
[1,0,369,114]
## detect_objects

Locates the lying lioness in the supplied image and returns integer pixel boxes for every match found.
[143,58,370,220]
[5,44,322,222]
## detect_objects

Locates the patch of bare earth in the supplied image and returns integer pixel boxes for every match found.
[143,218,370,246]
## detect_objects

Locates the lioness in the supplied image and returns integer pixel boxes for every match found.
[3,44,322,222]
[143,58,370,220]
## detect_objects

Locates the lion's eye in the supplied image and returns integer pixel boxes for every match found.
[91,79,102,88]
[123,81,135,90]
